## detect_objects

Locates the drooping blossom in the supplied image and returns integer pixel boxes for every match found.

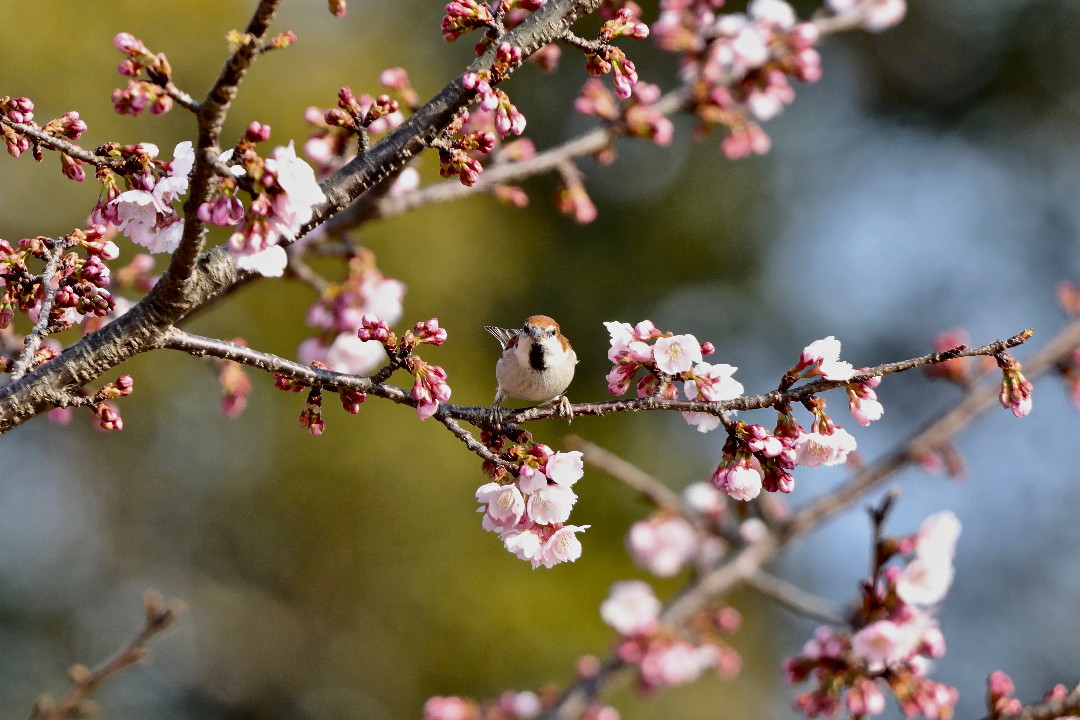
[793,426,858,467]
[111,140,194,253]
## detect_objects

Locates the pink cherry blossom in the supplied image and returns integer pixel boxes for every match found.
[544,451,584,486]
[476,481,526,525]
[600,580,661,636]
[914,511,961,560]
[502,527,543,563]
[799,336,856,381]
[712,456,765,502]
[793,426,857,467]
[653,334,702,375]
[537,524,589,568]
[626,515,698,576]
[526,483,578,525]
[850,619,912,671]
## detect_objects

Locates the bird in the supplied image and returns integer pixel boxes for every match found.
[485,315,578,421]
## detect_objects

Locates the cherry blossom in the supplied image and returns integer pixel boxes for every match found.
[653,333,703,375]
[600,580,661,636]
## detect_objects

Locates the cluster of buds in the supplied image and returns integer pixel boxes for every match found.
[712,419,799,500]
[93,401,124,431]
[303,69,413,175]
[0,226,119,332]
[324,87,401,137]
[274,359,367,434]
[298,387,325,436]
[437,125,498,186]
[1,96,89,180]
[441,0,496,43]
[352,314,452,420]
[462,70,527,138]
[475,444,589,568]
[783,511,961,719]
[299,249,406,376]
[575,80,674,147]
[111,33,175,116]
[600,580,741,694]
[442,0,546,55]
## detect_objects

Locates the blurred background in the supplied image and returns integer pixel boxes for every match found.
[2,0,1080,718]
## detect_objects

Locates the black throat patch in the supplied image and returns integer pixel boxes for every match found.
[529,341,547,372]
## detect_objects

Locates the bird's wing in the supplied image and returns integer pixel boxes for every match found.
[484,325,518,349]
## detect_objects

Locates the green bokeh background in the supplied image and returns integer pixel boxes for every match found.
[3,1,1080,719]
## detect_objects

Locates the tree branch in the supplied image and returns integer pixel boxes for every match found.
[29,590,183,720]
[9,237,66,381]
[539,317,1080,720]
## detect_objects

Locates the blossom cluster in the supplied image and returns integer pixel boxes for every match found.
[647,0,903,159]
[0,226,118,332]
[97,140,194,254]
[423,690,545,720]
[204,125,326,276]
[604,320,739,430]
[783,511,962,719]
[299,248,406,376]
[475,446,589,568]
[599,580,741,694]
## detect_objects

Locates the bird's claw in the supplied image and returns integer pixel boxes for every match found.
[554,395,574,424]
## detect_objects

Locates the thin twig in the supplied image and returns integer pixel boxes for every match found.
[564,436,686,514]
[30,590,184,720]
[744,569,846,625]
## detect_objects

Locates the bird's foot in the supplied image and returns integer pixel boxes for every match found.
[552,395,574,424]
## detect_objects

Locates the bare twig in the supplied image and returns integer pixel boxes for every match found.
[564,436,687,514]
[744,569,846,625]
[29,590,184,720]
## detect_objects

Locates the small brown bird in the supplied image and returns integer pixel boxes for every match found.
[485,315,578,419]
